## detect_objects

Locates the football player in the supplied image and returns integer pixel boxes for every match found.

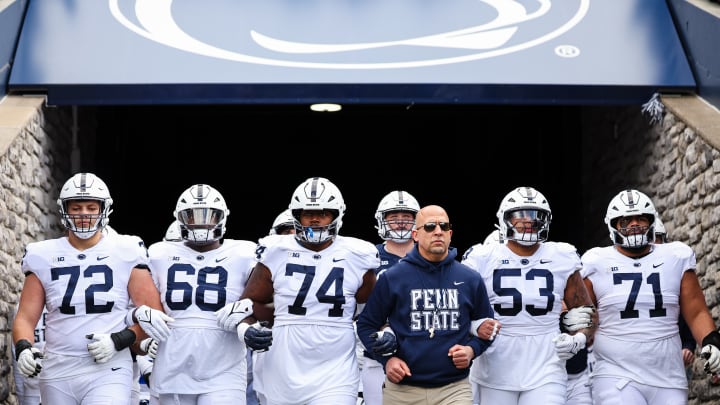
[147,184,257,404]
[13,172,167,404]
[359,190,420,405]
[583,189,720,404]
[250,209,297,405]
[461,186,596,405]
[219,176,379,405]
[268,209,294,236]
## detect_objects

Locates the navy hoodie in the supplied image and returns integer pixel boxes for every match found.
[357,245,494,387]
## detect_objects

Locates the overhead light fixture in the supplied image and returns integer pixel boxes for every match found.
[310,103,342,112]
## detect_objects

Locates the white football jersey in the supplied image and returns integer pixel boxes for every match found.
[582,241,694,389]
[147,239,257,394]
[462,241,582,390]
[21,233,148,378]
[255,234,380,404]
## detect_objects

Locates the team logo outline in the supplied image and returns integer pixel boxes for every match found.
[109,0,589,69]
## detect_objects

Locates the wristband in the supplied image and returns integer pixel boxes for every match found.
[702,330,720,348]
[470,318,488,338]
[110,328,137,351]
[237,321,251,337]
[125,307,137,326]
[15,339,33,361]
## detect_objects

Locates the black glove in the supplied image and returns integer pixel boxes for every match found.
[370,328,397,357]
[238,321,273,352]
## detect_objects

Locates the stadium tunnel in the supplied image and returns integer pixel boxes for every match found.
[4,0,701,254]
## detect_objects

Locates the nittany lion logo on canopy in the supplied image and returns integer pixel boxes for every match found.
[109,0,588,69]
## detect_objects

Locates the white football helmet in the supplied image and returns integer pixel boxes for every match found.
[269,209,295,235]
[497,186,551,246]
[375,190,419,243]
[289,177,345,244]
[57,172,113,239]
[483,229,502,245]
[605,189,657,249]
[164,220,182,242]
[654,214,667,243]
[174,184,229,245]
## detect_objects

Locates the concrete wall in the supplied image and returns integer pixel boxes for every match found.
[0,95,718,403]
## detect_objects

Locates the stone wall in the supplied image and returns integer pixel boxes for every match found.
[0,96,718,403]
[580,103,720,403]
[0,97,73,403]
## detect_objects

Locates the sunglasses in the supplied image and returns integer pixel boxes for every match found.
[418,222,452,232]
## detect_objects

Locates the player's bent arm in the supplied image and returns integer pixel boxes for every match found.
[564,271,595,308]
[241,263,275,324]
[128,324,150,353]
[564,271,597,345]
[13,274,46,345]
[127,266,175,341]
[583,278,598,308]
[682,270,720,375]
[128,266,164,311]
[355,269,377,304]
[679,270,717,343]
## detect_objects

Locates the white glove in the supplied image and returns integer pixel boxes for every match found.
[702,344,720,374]
[86,333,118,364]
[140,338,159,359]
[17,347,43,378]
[553,333,587,361]
[134,305,174,342]
[561,306,595,332]
[136,354,154,381]
[215,298,254,332]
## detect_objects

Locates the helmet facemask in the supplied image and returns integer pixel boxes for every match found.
[174,184,229,246]
[609,215,655,250]
[177,207,226,245]
[378,211,416,243]
[60,199,110,239]
[503,209,550,246]
[496,187,551,247]
[292,209,340,244]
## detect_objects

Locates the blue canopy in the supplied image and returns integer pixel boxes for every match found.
[9,0,695,106]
